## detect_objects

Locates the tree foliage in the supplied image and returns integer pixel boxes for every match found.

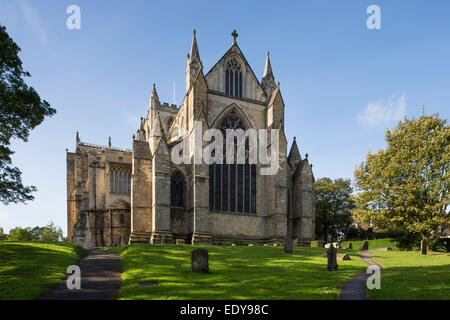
[315,177,354,242]
[7,222,63,242]
[0,25,56,204]
[353,114,449,242]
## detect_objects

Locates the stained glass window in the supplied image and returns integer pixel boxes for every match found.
[209,110,256,213]
[225,58,243,98]
[170,172,184,208]
[110,166,131,193]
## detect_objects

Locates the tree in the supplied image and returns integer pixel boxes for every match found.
[353,114,449,254]
[0,25,56,204]
[8,227,33,241]
[39,221,63,242]
[315,177,354,242]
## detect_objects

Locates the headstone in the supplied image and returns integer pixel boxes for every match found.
[263,244,268,247]
[346,242,353,250]
[421,239,428,255]
[248,244,254,247]
[333,242,342,249]
[360,241,369,251]
[321,253,351,261]
[176,239,185,245]
[327,244,338,271]
[284,238,293,254]
[378,247,392,251]
[231,243,236,246]
[191,249,209,273]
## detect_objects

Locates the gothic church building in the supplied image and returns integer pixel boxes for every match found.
[67,30,315,248]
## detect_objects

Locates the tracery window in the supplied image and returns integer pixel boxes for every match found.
[170,172,184,208]
[110,166,131,193]
[225,58,243,98]
[209,110,256,214]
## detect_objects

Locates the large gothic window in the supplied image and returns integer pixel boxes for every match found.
[110,166,131,193]
[225,58,243,98]
[170,172,184,208]
[209,110,257,214]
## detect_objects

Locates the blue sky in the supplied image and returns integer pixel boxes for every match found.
[0,0,449,235]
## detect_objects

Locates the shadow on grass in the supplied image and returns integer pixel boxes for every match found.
[113,244,367,300]
[367,263,450,300]
[0,242,83,300]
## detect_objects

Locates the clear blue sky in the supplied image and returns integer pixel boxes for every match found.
[1,0,449,235]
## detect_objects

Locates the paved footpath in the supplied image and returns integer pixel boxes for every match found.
[339,251,383,300]
[38,250,122,300]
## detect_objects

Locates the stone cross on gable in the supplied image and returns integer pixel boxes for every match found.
[231,29,238,44]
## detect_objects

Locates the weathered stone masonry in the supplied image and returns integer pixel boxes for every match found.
[67,30,315,248]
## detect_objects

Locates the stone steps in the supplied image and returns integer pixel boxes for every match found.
[129,232,150,243]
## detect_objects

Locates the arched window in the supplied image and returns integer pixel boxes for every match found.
[225,58,243,98]
[167,117,173,131]
[170,172,184,208]
[110,166,131,193]
[120,214,125,225]
[209,110,256,214]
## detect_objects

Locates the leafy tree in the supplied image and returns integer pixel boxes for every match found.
[8,227,33,241]
[353,114,449,254]
[315,177,354,242]
[0,25,56,204]
[39,221,63,242]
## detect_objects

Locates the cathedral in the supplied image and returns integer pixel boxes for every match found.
[66,30,315,248]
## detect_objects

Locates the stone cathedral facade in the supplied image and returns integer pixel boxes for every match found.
[67,30,315,249]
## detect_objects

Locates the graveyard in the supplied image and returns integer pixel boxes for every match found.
[0,240,449,300]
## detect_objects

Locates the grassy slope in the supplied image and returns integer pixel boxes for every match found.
[367,250,450,300]
[112,244,367,300]
[0,241,84,300]
[341,239,399,250]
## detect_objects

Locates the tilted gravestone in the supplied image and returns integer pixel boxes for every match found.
[284,238,293,254]
[327,244,338,271]
[321,253,351,261]
[421,239,428,255]
[346,243,353,250]
[360,241,369,251]
[191,249,209,273]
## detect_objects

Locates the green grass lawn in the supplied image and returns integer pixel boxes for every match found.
[341,239,399,250]
[366,250,450,300]
[111,244,367,300]
[0,241,84,300]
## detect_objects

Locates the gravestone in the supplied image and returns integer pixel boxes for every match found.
[325,242,341,249]
[360,241,369,251]
[176,239,185,245]
[421,239,428,255]
[231,243,236,246]
[321,253,351,261]
[191,249,209,273]
[263,244,268,247]
[248,244,254,247]
[284,238,293,254]
[327,244,338,271]
[346,242,353,249]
